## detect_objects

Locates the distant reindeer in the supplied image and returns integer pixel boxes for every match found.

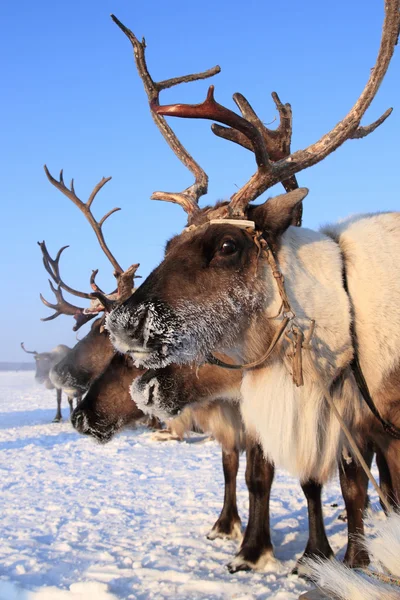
[107,1,400,571]
[20,341,75,422]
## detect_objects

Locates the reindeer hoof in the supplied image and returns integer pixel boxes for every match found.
[293,551,335,577]
[227,549,276,573]
[151,430,182,442]
[207,521,242,542]
[52,416,62,423]
[227,560,252,574]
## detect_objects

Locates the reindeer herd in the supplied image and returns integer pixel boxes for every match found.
[21,1,400,596]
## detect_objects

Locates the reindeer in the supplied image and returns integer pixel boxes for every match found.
[20,341,75,421]
[71,349,348,573]
[106,0,400,570]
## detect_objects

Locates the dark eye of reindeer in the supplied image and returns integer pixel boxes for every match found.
[219,240,238,256]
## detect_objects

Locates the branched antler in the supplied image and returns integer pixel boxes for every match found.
[38,241,96,300]
[152,0,400,218]
[111,14,220,218]
[40,280,96,331]
[38,242,112,329]
[211,91,298,193]
[42,168,141,321]
[43,166,123,272]
[38,240,141,328]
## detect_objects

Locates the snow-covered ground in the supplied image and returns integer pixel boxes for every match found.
[0,372,384,600]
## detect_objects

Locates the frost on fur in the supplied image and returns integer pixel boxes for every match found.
[305,511,400,600]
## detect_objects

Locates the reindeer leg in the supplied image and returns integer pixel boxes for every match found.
[207,447,242,541]
[339,446,371,568]
[293,480,334,575]
[53,388,62,422]
[227,442,275,573]
[375,448,396,512]
[379,439,400,507]
[67,396,74,416]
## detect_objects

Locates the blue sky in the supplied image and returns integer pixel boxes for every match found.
[1,0,399,361]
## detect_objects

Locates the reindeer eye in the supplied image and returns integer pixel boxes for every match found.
[219,240,237,255]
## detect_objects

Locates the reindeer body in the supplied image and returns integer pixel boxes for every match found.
[22,342,75,421]
[33,344,71,389]
[241,213,400,483]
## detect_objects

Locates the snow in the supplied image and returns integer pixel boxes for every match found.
[0,372,384,599]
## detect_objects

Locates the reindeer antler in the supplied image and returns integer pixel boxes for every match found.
[152,0,400,218]
[43,166,123,273]
[111,16,309,224]
[42,168,141,317]
[111,14,221,219]
[21,342,37,355]
[38,241,108,329]
[39,279,97,331]
[38,240,141,329]
[39,241,99,300]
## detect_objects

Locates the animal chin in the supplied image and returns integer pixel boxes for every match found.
[129,348,173,369]
[130,349,152,360]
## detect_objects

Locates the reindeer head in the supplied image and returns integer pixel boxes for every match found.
[107,4,399,369]
[70,354,146,443]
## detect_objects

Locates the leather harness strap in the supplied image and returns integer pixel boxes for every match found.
[206,315,290,371]
[350,354,400,439]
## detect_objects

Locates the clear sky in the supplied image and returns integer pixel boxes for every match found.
[1,0,399,361]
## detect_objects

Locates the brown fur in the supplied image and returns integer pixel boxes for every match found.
[71,353,150,442]
[167,400,246,452]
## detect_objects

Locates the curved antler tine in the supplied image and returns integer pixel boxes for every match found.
[55,245,69,264]
[41,311,63,322]
[40,292,57,311]
[90,269,103,294]
[20,342,37,355]
[150,188,201,216]
[38,241,96,300]
[40,281,88,322]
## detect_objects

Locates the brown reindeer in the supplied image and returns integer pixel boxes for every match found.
[71,351,343,573]
[107,1,400,569]
[20,341,75,421]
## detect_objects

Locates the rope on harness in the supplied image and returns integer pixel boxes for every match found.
[306,358,392,514]
[350,354,400,440]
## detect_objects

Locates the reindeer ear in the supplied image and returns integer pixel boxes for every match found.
[248,188,308,238]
